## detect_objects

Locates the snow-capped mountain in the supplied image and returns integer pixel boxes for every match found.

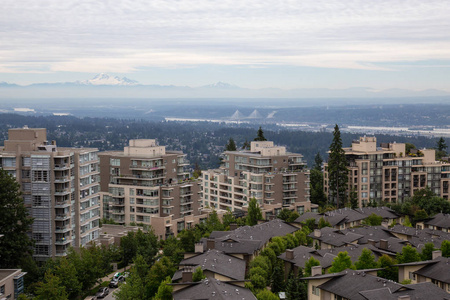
[201,81,240,89]
[79,73,139,86]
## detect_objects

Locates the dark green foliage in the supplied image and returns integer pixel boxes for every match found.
[145,256,177,298]
[0,169,34,268]
[327,124,349,208]
[250,273,266,290]
[436,137,447,152]
[277,208,299,222]
[396,245,421,263]
[193,162,202,179]
[403,215,413,227]
[225,137,237,151]
[285,270,307,300]
[254,126,267,141]
[162,236,185,264]
[420,243,436,261]
[364,213,383,226]
[302,218,316,232]
[246,198,263,226]
[377,254,398,281]
[355,248,377,270]
[329,251,354,273]
[34,271,68,300]
[314,152,323,171]
[270,260,285,294]
[304,256,320,277]
[348,188,359,209]
[405,143,416,155]
[414,209,428,221]
[192,267,206,282]
[441,240,450,257]
[318,217,331,228]
[310,168,327,207]
[153,276,173,300]
[120,229,159,266]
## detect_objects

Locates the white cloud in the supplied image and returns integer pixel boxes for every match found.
[1,0,450,73]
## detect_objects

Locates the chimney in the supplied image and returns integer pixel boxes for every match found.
[51,140,56,146]
[311,266,322,276]
[286,249,294,260]
[381,222,389,228]
[368,239,376,246]
[181,267,193,283]
[229,223,238,231]
[379,239,388,250]
[206,239,215,250]
[397,296,410,300]
[314,229,321,238]
[432,250,442,260]
[195,242,204,253]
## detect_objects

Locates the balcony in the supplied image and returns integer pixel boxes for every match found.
[55,213,71,220]
[55,200,71,208]
[54,176,70,183]
[55,225,71,233]
[55,237,72,245]
[55,189,71,196]
[130,165,165,171]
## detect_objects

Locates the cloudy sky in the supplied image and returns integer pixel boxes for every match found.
[1,0,450,90]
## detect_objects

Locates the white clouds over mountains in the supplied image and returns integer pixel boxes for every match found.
[1,1,450,76]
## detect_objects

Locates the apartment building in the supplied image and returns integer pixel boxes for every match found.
[201,141,315,216]
[99,139,204,240]
[324,136,450,207]
[0,127,101,261]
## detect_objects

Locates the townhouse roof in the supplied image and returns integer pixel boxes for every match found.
[202,238,262,255]
[355,206,400,219]
[278,244,386,270]
[373,237,409,254]
[309,227,364,247]
[173,250,246,282]
[341,226,397,244]
[172,278,257,300]
[424,213,450,229]
[412,256,450,284]
[358,282,450,300]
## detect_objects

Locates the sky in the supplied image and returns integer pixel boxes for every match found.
[1,0,450,90]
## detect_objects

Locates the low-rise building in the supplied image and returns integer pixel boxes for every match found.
[416,213,450,232]
[0,269,26,299]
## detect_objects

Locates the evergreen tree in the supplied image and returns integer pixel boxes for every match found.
[329,251,354,273]
[436,137,447,152]
[348,188,359,209]
[318,217,331,229]
[193,162,202,179]
[310,168,327,207]
[420,242,435,261]
[225,138,237,151]
[270,261,285,294]
[328,124,348,208]
[355,248,377,270]
[254,126,267,141]
[285,269,307,300]
[313,152,323,171]
[403,215,412,227]
[242,139,250,150]
[246,197,263,226]
[0,169,34,268]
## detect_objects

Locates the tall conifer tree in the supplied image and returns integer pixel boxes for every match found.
[328,124,348,208]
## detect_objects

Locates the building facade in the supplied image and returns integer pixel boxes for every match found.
[99,139,204,239]
[0,127,101,261]
[201,141,315,216]
[324,136,450,207]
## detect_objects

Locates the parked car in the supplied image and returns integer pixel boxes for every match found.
[109,275,125,288]
[96,287,109,298]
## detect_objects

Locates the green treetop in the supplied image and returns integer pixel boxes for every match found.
[254,126,267,141]
[328,124,349,208]
[329,251,354,273]
[225,137,237,151]
[246,197,263,226]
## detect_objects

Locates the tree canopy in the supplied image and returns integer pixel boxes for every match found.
[246,198,263,226]
[254,126,267,141]
[329,251,354,273]
[225,138,237,151]
[0,168,34,268]
[328,124,349,208]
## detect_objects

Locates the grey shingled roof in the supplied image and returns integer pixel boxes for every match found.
[173,278,257,300]
[317,270,406,300]
[359,282,450,300]
[341,226,397,244]
[309,227,364,247]
[202,238,262,255]
[172,249,246,282]
[424,213,450,230]
[355,206,400,219]
[413,256,450,284]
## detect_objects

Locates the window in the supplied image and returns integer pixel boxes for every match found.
[110,158,120,166]
[409,271,416,280]
[297,206,304,215]
[312,286,320,296]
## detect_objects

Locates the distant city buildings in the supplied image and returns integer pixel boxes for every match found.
[0,127,100,260]
[201,141,317,216]
[99,139,208,240]
[324,136,450,207]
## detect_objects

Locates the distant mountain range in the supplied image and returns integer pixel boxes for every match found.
[1,73,450,99]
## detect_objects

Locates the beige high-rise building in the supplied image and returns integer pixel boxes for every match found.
[201,141,317,216]
[324,136,450,207]
[0,127,101,261]
[99,139,205,240]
